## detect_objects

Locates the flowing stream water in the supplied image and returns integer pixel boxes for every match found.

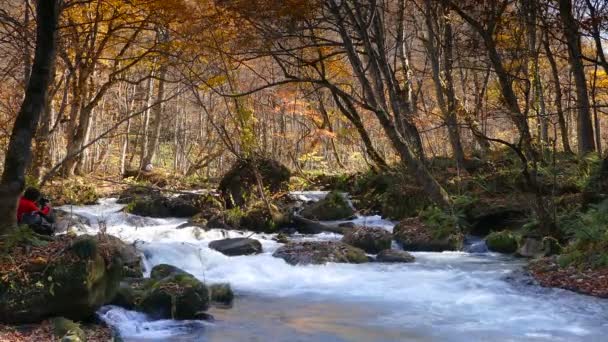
[60,196,608,342]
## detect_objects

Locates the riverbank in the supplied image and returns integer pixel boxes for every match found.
[529,257,608,298]
[0,321,112,341]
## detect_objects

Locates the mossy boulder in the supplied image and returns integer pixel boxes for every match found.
[240,202,288,232]
[468,198,529,236]
[140,273,209,320]
[375,249,415,263]
[124,192,223,219]
[150,264,187,280]
[300,191,355,221]
[341,227,392,254]
[219,157,291,208]
[51,317,85,342]
[272,241,369,265]
[113,265,211,320]
[209,283,234,306]
[485,231,519,254]
[0,235,125,324]
[102,235,143,278]
[393,217,463,252]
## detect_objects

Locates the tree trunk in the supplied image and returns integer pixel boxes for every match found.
[558,0,595,155]
[0,0,59,231]
[141,64,167,169]
[543,30,572,154]
[423,0,466,171]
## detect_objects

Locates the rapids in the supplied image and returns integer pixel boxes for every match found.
[59,197,608,342]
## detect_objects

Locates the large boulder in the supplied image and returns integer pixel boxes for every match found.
[102,235,144,278]
[209,238,262,256]
[375,249,415,263]
[219,157,291,208]
[300,191,355,221]
[113,264,210,320]
[393,217,463,252]
[468,198,529,236]
[51,317,86,342]
[240,202,288,232]
[341,226,392,254]
[0,234,125,324]
[140,274,209,320]
[517,236,563,258]
[125,191,223,219]
[273,241,368,265]
[485,231,519,254]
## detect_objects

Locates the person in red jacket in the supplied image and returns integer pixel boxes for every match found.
[17,187,55,235]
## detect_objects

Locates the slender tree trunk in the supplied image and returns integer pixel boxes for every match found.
[423,0,466,170]
[558,0,595,154]
[543,30,572,154]
[0,0,59,231]
[141,64,167,169]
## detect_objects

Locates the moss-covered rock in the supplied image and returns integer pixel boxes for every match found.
[341,227,392,254]
[113,265,211,320]
[300,191,355,221]
[124,192,224,219]
[219,157,291,208]
[272,241,369,265]
[51,317,85,342]
[393,217,463,252]
[240,202,288,232]
[209,283,234,306]
[485,231,519,254]
[0,235,125,324]
[150,264,188,280]
[375,249,415,263]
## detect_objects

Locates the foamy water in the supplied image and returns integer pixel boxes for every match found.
[60,197,608,341]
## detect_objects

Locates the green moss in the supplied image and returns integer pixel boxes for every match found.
[209,283,234,306]
[51,317,85,342]
[150,264,185,280]
[343,247,369,264]
[300,191,355,220]
[240,202,286,233]
[69,236,98,260]
[225,207,244,227]
[485,231,519,254]
[542,237,562,256]
[419,206,460,240]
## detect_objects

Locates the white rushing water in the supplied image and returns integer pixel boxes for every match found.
[60,198,608,342]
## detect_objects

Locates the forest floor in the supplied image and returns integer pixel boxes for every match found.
[529,257,608,298]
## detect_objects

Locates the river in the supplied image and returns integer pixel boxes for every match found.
[60,197,608,342]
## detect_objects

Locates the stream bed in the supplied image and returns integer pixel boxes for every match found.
[60,198,608,342]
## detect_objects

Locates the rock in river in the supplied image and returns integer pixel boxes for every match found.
[375,249,415,263]
[209,238,263,256]
[299,191,355,221]
[273,241,368,265]
[113,264,210,320]
[341,226,392,254]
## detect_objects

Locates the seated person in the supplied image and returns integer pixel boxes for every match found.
[17,187,55,235]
